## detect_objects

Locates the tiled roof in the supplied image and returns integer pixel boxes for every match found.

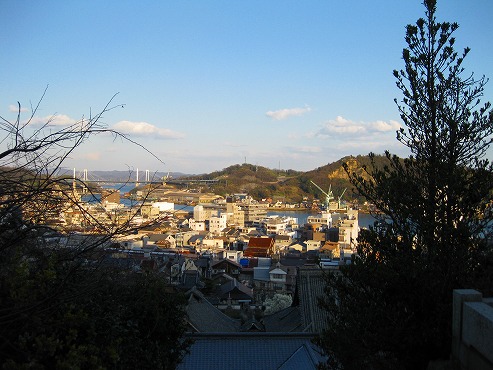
[212,258,241,269]
[279,257,306,267]
[245,238,274,258]
[148,233,169,242]
[248,230,267,237]
[297,267,329,333]
[262,306,303,333]
[188,235,204,243]
[220,279,253,300]
[177,333,325,370]
[185,288,241,333]
[253,267,270,281]
[269,267,287,275]
[278,343,322,370]
[248,237,274,248]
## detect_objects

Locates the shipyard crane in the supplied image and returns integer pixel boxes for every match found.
[337,188,347,209]
[310,180,334,210]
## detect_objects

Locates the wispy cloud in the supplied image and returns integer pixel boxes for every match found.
[81,152,101,161]
[113,121,185,139]
[266,106,311,121]
[288,146,322,154]
[8,104,29,113]
[223,141,248,148]
[317,116,401,138]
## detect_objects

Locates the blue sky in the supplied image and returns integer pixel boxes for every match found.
[1,1,492,175]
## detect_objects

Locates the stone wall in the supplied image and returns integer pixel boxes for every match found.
[452,289,493,370]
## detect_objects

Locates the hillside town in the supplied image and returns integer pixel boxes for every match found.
[62,184,359,297]
[40,182,360,367]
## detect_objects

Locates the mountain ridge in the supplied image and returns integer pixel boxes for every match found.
[179,154,389,203]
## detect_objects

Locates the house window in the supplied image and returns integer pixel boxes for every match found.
[272,274,283,279]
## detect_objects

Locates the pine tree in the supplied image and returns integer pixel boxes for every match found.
[316,1,493,368]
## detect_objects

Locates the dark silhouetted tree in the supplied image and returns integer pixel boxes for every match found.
[316,1,493,369]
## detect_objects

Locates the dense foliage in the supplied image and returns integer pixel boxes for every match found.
[1,251,190,369]
[184,157,391,204]
[316,1,493,369]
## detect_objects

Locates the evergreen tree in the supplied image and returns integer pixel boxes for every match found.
[316,1,493,369]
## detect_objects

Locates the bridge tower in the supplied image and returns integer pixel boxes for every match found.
[73,168,76,192]
[82,169,88,194]
[136,168,139,187]
[72,168,81,201]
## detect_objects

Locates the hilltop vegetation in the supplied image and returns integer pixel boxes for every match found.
[182,154,391,204]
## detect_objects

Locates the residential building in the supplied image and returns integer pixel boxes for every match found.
[209,213,227,235]
[224,250,243,263]
[269,264,287,290]
[307,211,333,228]
[211,259,242,277]
[200,237,224,251]
[151,201,174,212]
[241,203,267,226]
[101,189,120,205]
[188,218,206,231]
[274,234,291,253]
[338,210,359,250]
[306,239,322,252]
[244,237,275,257]
[226,202,245,227]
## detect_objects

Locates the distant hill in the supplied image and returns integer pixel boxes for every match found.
[60,155,391,203]
[180,154,390,203]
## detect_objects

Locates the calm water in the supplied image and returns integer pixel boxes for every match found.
[97,183,378,229]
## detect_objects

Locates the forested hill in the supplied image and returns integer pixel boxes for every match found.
[184,154,391,203]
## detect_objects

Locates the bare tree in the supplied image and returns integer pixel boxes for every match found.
[0,89,189,368]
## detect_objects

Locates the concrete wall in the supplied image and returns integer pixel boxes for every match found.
[452,289,493,370]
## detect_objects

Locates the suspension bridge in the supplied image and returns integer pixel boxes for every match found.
[70,168,219,187]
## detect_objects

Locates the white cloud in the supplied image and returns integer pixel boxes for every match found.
[369,119,402,132]
[266,106,311,121]
[29,114,77,126]
[8,104,29,113]
[113,120,185,139]
[325,116,365,134]
[317,116,401,137]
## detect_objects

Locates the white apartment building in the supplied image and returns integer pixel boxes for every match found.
[152,201,174,212]
[225,250,243,263]
[201,238,224,250]
[209,213,228,235]
[262,216,298,235]
[189,218,206,231]
[307,211,333,228]
[338,210,359,250]
[193,204,219,222]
